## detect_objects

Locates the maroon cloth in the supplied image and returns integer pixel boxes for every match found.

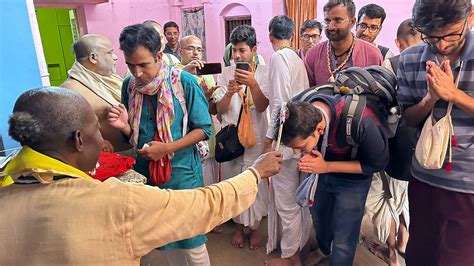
[304,39,383,87]
[406,178,474,266]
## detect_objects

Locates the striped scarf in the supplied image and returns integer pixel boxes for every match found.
[127,62,180,158]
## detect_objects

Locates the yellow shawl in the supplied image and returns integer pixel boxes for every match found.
[0,146,91,187]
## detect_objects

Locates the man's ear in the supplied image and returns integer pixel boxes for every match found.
[73,130,84,152]
[350,17,357,28]
[88,53,98,64]
[252,46,257,56]
[154,51,163,63]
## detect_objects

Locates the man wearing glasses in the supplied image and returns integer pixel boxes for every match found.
[356,4,394,60]
[304,0,382,87]
[297,20,322,61]
[163,21,181,61]
[397,0,474,265]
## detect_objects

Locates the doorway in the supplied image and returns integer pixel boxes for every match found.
[35,8,79,86]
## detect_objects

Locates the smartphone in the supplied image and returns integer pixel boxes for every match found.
[196,63,222,75]
[235,61,250,71]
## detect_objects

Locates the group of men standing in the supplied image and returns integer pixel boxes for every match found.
[0,0,473,266]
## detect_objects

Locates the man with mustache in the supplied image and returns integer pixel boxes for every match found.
[108,24,212,265]
[304,0,382,87]
[163,21,181,61]
[355,4,394,61]
[397,0,474,264]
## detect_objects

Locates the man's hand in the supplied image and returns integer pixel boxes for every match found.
[183,59,205,75]
[137,141,171,161]
[252,151,282,178]
[108,104,129,130]
[101,140,114,152]
[234,68,257,88]
[298,150,329,174]
[226,80,241,97]
[426,60,458,102]
[200,81,219,100]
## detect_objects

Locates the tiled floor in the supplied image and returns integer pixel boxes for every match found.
[141,217,405,266]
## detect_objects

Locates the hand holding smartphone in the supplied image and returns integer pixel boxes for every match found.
[196,63,222,75]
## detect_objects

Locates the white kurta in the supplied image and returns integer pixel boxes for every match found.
[213,65,270,229]
[265,48,312,258]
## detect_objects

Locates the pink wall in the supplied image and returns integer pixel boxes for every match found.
[79,0,286,75]
[316,0,417,55]
[72,0,416,75]
[82,0,173,76]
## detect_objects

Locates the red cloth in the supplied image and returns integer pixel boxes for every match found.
[148,134,172,185]
[91,152,135,181]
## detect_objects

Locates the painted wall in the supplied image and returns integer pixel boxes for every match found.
[0,0,44,149]
[316,0,417,55]
[80,0,286,75]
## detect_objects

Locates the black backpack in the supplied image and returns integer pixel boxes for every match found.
[293,66,400,159]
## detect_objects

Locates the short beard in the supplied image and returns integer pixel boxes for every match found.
[325,28,350,42]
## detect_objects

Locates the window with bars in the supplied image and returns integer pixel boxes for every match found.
[225,16,251,44]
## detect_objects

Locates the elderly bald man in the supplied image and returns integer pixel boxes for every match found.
[62,34,131,152]
[0,86,282,265]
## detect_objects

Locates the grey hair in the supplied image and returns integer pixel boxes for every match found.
[8,87,85,148]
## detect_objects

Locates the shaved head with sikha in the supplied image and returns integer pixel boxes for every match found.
[8,87,103,172]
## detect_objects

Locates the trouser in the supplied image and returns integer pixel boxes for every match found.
[406,178,474,266]
[311,175,372,266]
[160,244,210,266]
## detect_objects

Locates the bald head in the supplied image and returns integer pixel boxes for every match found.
[179,35,203,65]
[143,20,167,52]
[9,87,103,171]
[396,19,422,52]
[72,34,118,76]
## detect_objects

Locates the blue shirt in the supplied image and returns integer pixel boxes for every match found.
[397,32,474,193]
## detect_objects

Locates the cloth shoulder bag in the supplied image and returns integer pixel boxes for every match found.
[415,61,463,170]
[215,90,245,163]
[238,87,256,148]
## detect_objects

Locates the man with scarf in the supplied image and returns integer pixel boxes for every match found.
[62,34,131,153]
[0,86,283,264]
[108,24,212,265]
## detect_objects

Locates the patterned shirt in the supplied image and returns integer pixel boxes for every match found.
[397,32,474,193]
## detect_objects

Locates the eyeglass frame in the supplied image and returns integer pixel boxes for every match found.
[183,46,204,53]
[356,23,381,33]
[322,18,349,28]
[301,34,321,41]
[420,19,468,44]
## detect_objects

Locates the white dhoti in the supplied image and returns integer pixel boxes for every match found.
[364,172,410,243]
[266,157,312,258]
[221,157,269,230]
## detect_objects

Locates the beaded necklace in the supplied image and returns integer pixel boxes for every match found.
[326,36,355,82]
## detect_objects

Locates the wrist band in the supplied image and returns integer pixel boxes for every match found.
[248,166,261,184]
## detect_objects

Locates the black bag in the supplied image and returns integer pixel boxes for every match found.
[385,119,417,181]
[214,98,245,163]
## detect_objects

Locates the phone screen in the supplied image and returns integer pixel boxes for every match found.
[196,63,222,75]
[235,62,250,71]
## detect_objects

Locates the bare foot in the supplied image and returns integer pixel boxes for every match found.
[364,239,397,265]
[303,250,326,266]
[249,229,261,250]
[264,258,293,266]
[231,224,244,248]
[211,225,224,234]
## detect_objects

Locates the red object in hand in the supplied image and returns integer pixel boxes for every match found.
[148,134,172,185]
[91,152,135,181]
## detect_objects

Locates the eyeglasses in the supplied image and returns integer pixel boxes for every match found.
[165,32,179,37]
[421,19,468,44]
[184,46,204,53]
[322,18,349,28]
[301,34,321,41]
[356,23,380,33]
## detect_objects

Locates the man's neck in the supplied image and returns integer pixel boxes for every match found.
[273,39,292,51]
[330,34,354,55]
[167,43,178,51]
[311,101,332,125]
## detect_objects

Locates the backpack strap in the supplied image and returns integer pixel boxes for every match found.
[168,67,188,137]
[378,45,389,59]
[341,94,366,160]
[388,55,400,74]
